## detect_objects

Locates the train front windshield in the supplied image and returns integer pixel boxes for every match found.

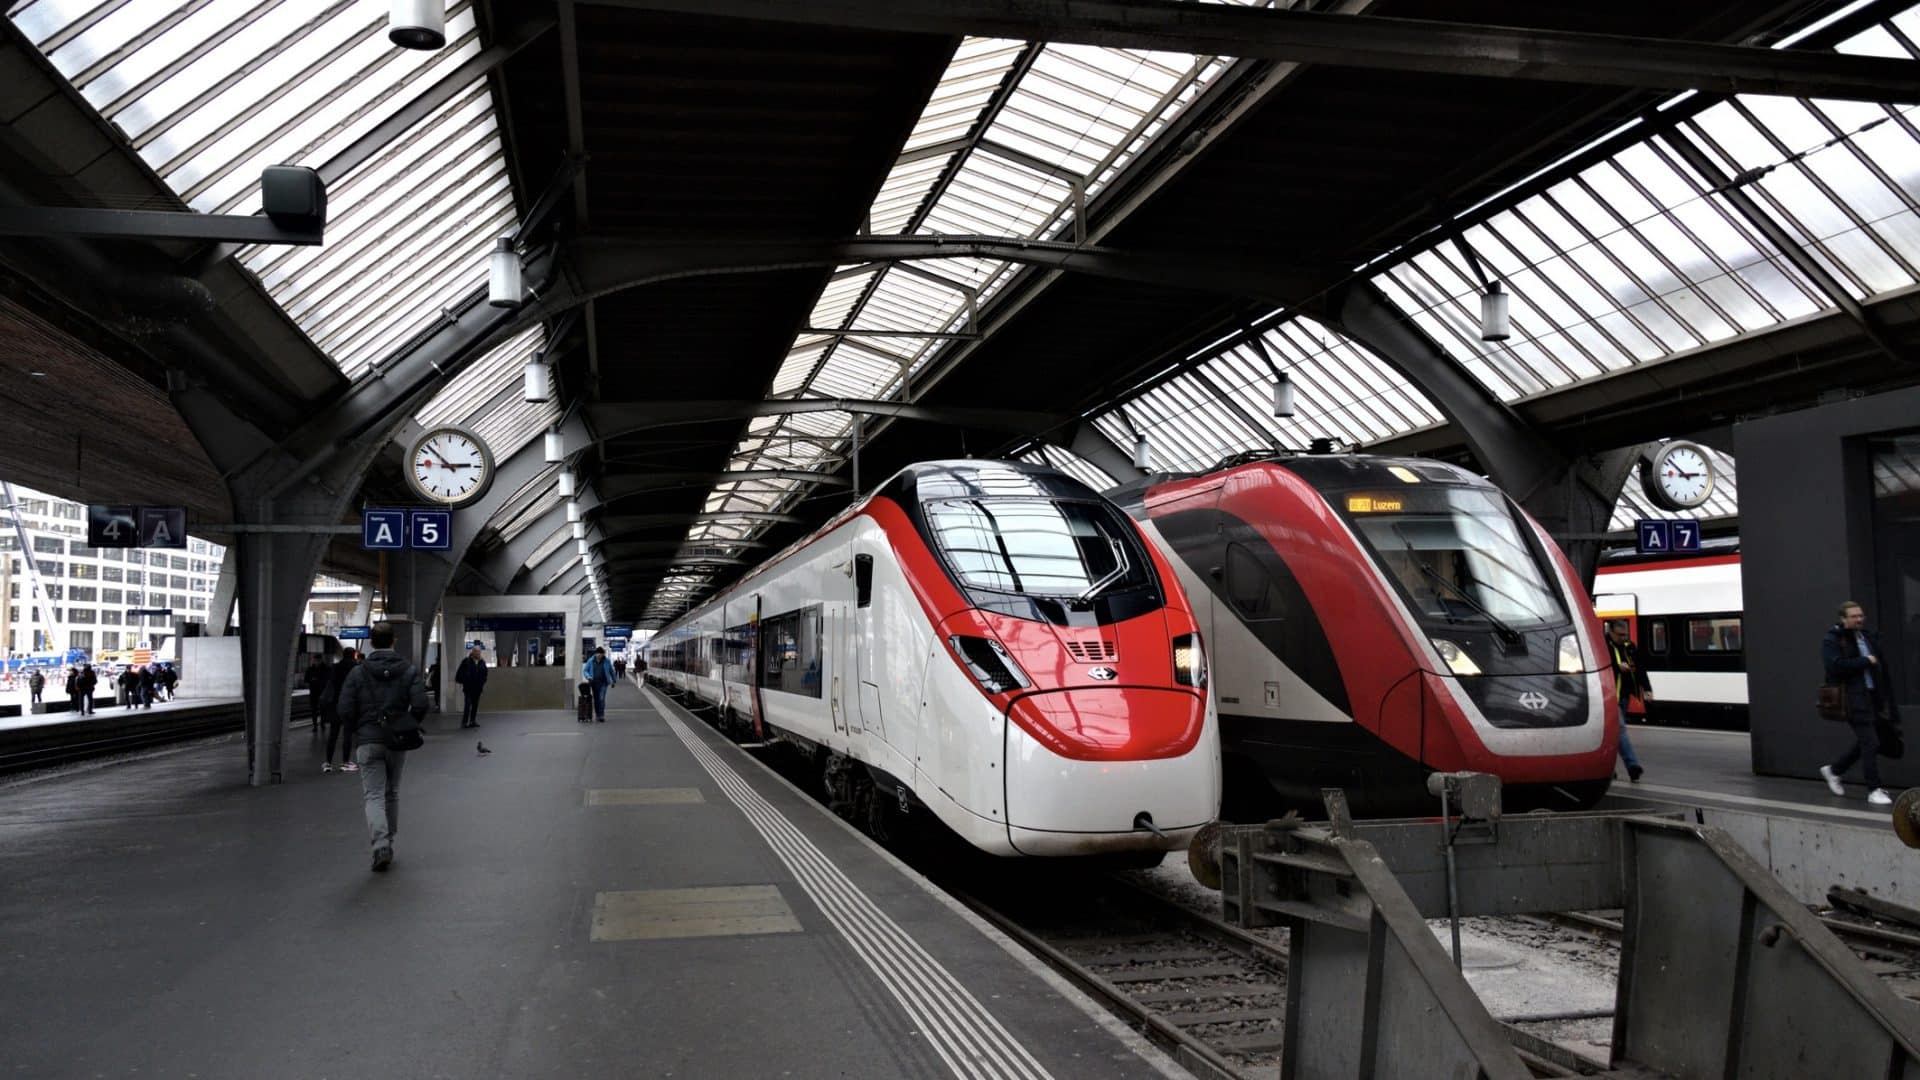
[925,497,1151,601]
[1342,487,1567,630]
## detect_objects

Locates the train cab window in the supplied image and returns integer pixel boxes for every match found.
[1647,619,1669,655]
[855,554,873,608]
[1687,616,1742,653]
[1341,487,1566,630]
[924,497,1149,601]
[1223,544,1283,620]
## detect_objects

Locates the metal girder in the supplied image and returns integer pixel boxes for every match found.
[547,234,1315,315]
[593,511,805,528]
[585,0,1920,102]
[587,397,1069,441]
[467,487,602,594]
[593,469,851,500]
[0,206,321,245]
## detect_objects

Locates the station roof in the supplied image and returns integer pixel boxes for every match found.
[5,1,1920,623]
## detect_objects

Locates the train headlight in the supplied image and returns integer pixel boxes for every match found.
[1173,633,1207,688]
[1557,633,1584,674]
[1431,638,1482,677]
[948,635,1031,695]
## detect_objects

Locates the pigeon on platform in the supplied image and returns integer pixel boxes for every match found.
[476,741,491,755]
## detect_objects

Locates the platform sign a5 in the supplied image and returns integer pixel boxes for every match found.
[409,510,452,551]
[362,509,406,550]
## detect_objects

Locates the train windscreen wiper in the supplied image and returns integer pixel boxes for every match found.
[1073,535,1129,606]
[1394,525,1522,646]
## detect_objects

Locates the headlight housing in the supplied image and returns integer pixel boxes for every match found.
[1432,638,1482,677]
[1557,633,1584,674]
[1173,633,1207,688]
[949,635,1030,695]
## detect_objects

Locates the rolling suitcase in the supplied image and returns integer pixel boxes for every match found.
[576,681,594,723]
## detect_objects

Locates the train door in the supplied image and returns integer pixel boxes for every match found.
[747,594,766,740]
[852,551,883,740]
[829,556,852,737]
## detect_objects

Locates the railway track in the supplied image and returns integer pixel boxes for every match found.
[0,701,313,775]
[952,874,1613,1079]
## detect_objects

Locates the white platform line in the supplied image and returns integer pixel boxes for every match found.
[1628,782,1893,824]
[657,706,1053,1080]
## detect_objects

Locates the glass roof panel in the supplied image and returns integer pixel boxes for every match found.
[10,0,521,379]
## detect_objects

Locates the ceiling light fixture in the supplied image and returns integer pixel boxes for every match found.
[489,237,523,308]
[1480,281,1511,342]
[388,0,446,49]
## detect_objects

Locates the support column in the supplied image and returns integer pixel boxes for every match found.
[1327,282,1633,584]
[351,585,374,627]
[208,546,239,634]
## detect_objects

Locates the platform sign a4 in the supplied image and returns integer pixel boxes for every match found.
[87,505,138,548]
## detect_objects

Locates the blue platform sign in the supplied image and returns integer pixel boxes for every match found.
[603,623,632,639]
[409,510,452,551]
[1670,518,1702,554]
[339,625,371,641]
[1636,519,1671,555]
[362,509,406,550]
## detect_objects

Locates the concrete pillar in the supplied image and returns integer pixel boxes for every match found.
[208,546,239,634]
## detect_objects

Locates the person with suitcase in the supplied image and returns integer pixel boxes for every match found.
[582,647,616,722]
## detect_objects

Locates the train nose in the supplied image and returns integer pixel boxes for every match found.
[1002,687,1217,855]
[1455,672,1591,729]
[1006,687,1204,761]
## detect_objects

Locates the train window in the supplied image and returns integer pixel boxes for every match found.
[1224,544,1283,620]
[1647,619,1669,654]
[855,554,873,608]
[758,605,823,698]
[1687,616,1743,653]
[924,498,1149,600]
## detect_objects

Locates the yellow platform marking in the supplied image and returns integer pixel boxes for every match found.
[585,787,705,806]
[591,885,802,941]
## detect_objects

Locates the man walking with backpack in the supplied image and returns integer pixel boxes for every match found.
[583,646,615,723]
[335,623,428,872]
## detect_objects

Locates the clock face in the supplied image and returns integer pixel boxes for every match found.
[409,427,492,505]
[1654,444,1713,509]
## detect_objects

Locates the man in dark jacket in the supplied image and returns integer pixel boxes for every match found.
[1820,601,1898,806]
[118,666,138,709]
[135,665,156,709]
[335,624,428,872]
[1606,621,1651,782]
[322,650,359,773]
[77,665,97,715]
[28,669,43,706]
[454,645,488,729]
[303,658,328,736]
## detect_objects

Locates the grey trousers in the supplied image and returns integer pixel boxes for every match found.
[354,741,406,851]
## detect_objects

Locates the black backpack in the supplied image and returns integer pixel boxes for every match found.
[371,663,425,751]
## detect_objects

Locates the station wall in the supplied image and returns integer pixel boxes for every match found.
[1735,384,1920,786]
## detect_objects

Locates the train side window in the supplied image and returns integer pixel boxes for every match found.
[1646,619,1668,655]
[855,554,874,608]
[1223,544,1282,621]
[1687,615,1742,653]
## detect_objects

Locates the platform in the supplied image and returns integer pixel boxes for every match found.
[0,692,248,732]
[1595,725,1920,910]
[1606,725,1896,826]
[0,676,1176,1078]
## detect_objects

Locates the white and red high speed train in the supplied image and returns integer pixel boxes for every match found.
[645,460,1220,857]
[1110,452,1618,819]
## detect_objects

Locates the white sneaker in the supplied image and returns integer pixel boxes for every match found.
[1869,788,1894,806]
[322,762,334,773]
[1820,765,1846,796]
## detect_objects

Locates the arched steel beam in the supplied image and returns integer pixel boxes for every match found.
[587,398,1070,441]
[593,469,850,501]
[587,0,1920,103]
[590,511,805,529]
[592,538,770,555]
[507,235,1318,341]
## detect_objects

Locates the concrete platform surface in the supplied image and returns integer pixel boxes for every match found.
[0,679,1175,1079]
[1610,725,1899,826]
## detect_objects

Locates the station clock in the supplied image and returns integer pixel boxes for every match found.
[406,425,495,507]
[1640,440,1717,512]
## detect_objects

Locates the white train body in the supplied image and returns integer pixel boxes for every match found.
[647,461,1220,857]
[1594,552,1748,722]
